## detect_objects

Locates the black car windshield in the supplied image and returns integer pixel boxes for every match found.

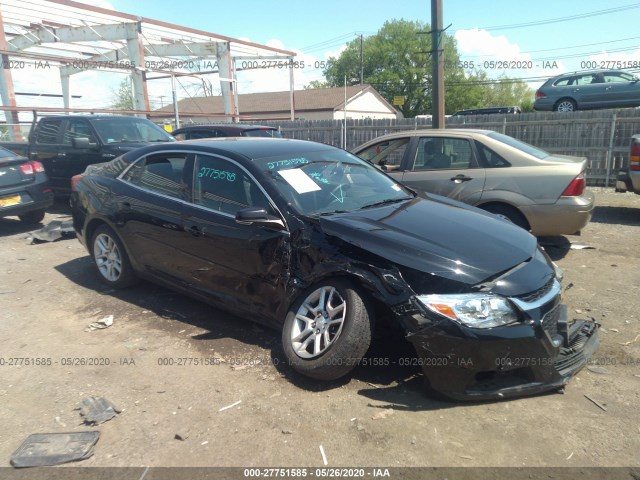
[487,131,549,159]
[256,149,413,216]
[91,118,175,144]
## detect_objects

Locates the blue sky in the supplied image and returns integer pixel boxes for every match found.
[95,0,640,102]
[9,0,640,111]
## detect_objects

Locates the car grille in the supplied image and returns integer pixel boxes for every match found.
[541,304,560,337]
[515,276,555,303]
[554,322,596,374]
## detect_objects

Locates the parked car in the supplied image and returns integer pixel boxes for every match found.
[451,106,521,116]
[70,138,598,401]
[0,145,54,223]
[172,124,282,141]
[353,129,594,236]
[615,134,640,195]
[0,115,176,195]
[534,69,640,112]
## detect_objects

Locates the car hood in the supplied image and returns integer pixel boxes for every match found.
[319,197,539,287]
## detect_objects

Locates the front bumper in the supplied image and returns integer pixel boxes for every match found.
[405,303,599,402]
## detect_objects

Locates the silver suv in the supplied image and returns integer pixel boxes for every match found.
[534,69,640,112]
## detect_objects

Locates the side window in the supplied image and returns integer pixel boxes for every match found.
[413,137,475,170]
[554,77,571,86]
[356,138,409,171]
[122,153,188,199]
[193,154,274,216]
[35,119,63,144]
[477,144,511,168]
[190,130,219,139]
[603,73,629,83]
[63,120,97,145]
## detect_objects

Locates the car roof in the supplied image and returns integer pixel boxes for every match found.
[358,128,494,140]
[41,115,137,120]
[173,124,277,131]
[131,137,336,160]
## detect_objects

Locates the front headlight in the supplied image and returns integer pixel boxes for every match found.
[416,293,519,329]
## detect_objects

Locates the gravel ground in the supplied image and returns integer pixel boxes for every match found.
[0,188,639,473]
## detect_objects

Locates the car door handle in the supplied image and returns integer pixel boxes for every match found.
[186,225,203,237]
[57,152,66,157]
[450,174,472,183]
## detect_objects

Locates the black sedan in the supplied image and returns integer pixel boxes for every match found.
[0,146,53,223]
[70,138,599,401]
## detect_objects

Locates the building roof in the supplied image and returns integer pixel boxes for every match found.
[155,85,398,118]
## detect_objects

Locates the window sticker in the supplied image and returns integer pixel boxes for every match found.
[309,172,330,184]
[278,168,321,194]
[267,157,309,170]
[198,166,237,182]
[391,184,402,191]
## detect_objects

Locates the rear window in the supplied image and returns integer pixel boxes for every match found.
[486,132,550,160]
[242,128,282,138]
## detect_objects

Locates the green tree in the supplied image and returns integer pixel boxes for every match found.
[304,80,330,89]
[111,77,134,110]
[482,74,535,110]
[323,19,482,117]
[322,19,535,116]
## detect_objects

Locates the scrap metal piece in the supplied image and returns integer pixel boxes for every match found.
[29,219,75,243]
[79,396,121,425]
[10,431,100,468]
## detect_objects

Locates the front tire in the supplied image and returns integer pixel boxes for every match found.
[91,224,137,288]
[282,279,373,381]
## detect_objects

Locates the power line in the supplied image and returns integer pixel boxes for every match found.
[457,3,640,32]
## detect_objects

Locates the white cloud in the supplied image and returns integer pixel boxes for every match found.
[454,28,565,89]
[585,48,640,71]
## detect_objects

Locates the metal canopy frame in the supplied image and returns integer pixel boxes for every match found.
[0,0,297,139]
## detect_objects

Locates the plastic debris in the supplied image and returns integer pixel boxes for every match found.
[587,366,610,375]
[79,396,121,425]
[10,431,99,467]
[28,220,75,243]
[88,315,114,330]
[319,445,328,466]
[218,400,242,412]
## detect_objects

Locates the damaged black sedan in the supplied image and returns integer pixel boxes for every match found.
[70,138,599,401]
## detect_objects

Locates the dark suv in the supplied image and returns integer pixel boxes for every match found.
[172,124,282,141]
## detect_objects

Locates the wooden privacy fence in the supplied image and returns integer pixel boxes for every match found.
[258,108,640,187]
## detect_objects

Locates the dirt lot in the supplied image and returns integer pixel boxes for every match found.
[1,188,640,472]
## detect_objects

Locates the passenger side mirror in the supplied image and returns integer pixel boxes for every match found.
[235,207,285,229]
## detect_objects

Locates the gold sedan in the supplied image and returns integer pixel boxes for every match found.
[353,129,595,236]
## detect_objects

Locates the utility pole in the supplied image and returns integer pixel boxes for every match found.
[431,0,445,128]
[359,34,364,85]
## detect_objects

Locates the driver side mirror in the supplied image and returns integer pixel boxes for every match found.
[71,137,97,149]
[235,207,285,230]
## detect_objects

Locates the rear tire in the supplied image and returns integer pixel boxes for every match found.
[282,278,373,381]
[553,98,576,112]
[18,209,45,224]
[91,224,137,288]
[482,204,529,231]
